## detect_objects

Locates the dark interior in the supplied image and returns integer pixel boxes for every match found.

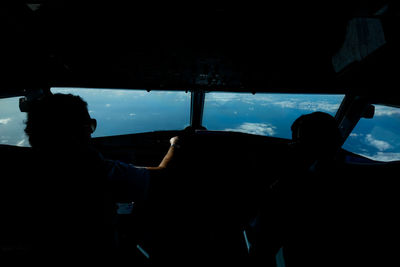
[1,1,400,265]
[1,130,400,264]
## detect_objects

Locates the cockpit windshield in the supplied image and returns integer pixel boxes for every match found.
[203,93,344,139]
[3,89,400,163]
[1,90,344,146]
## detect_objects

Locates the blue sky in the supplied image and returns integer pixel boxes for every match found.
[1,88,400,162]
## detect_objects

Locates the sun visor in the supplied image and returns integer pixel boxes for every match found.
[332,18,386,73]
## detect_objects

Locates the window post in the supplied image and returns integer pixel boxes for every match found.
[190,89,205,129]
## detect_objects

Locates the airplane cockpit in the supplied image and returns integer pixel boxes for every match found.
[1,1,400,266]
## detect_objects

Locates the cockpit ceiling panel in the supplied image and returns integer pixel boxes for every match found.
[0,1,398,96]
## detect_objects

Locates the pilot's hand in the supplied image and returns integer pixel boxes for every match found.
[170,136,179,147]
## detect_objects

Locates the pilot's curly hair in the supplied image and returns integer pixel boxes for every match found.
[25,93,92,148]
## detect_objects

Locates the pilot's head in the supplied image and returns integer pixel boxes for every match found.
[290,111,342,160]
[25,93,96,151]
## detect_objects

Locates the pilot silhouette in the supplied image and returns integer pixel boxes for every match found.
[289,111,342,165]
[24,93,179,262]
[248,111,345,267]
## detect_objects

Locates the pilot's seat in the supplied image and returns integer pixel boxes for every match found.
[0,144,119,263]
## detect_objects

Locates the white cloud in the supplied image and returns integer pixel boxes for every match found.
[110,90,131,96]
[16,139,27,147]
[268,100,340,113]
[207,93,266,106]
[374,106,400,117]
[105,104,111,108]
[361,152,400,162]
[273,101,297,109]
[350,133,363,137]
[242,99,255,105]
[365,134,392,151]
[0,118,11,125]
[225,122,276,136]
[206,93,243,103]
[253,96,275,102]
[297,101,340,113]
[129,113,136,116]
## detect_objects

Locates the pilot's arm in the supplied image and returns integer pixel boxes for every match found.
[145,136,179,171]
[105,136,179,203]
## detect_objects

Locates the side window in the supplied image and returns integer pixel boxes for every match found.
[343,105,400,162]
[0,97,29,147]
